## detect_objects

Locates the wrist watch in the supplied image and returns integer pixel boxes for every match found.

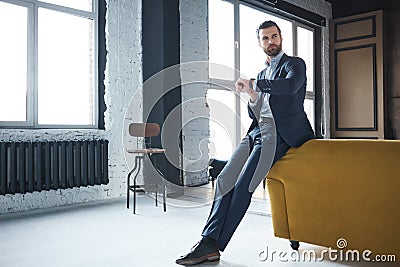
[249,78,256,90]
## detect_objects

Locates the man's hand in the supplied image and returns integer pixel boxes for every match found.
[235,78,258,102]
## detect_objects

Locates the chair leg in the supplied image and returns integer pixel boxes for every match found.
[133,156,143,214]
[163,184,166,212]
[155,184,158,207]
[133,176,136,214]
[127,173,131,209]
[263,178,266,189]
[149,153,167,212]
[127,156,140,210]
[290,240,300,250]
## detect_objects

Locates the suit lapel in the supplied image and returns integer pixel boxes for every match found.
[271,53,288,79]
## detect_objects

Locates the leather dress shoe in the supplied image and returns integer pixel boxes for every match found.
[176,237,220,266]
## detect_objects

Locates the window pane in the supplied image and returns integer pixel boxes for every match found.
[38,8,94,125]
[297,26,314,92]
[207,89,236,160]
[0,2,28,121]
[304,99,315,131]
[40,0,93,12]
[209,0,235,80]
[240,4,293,78]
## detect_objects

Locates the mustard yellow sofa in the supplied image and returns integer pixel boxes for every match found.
[267,139,400,259]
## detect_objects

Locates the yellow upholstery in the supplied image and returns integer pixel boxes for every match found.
[267,139,400,259]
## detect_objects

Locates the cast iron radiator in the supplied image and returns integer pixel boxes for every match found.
[0,140,109,195]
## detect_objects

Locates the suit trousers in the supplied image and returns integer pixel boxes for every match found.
[202,120,290,251]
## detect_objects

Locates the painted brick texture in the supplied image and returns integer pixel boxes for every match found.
[0,0,142,214]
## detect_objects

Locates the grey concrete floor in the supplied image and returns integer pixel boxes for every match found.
[0,185,396,267]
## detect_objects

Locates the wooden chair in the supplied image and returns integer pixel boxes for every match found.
[126,123,166,214]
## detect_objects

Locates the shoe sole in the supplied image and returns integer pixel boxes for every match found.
[176,252,220,266]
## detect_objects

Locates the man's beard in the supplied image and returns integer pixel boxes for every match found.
[264,43,282,56]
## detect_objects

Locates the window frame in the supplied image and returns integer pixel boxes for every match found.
[0,0,101,129]
[208,0,319,149]
[295,22,316,130]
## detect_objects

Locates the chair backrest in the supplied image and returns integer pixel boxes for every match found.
[129,123,160,137]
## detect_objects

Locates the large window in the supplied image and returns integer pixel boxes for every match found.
[208,0,316,160]
[0,0,100,128]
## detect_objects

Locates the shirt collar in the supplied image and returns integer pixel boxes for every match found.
[265,50,284,66]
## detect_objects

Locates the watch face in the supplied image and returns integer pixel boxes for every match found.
[250,79,256,89]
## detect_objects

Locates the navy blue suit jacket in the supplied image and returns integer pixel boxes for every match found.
[247,53,315,148]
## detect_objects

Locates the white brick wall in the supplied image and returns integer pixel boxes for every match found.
[285,0,332,138]
[180,0,210,186]
[0,0,332,213]
[0,0,142,214]
[178,0,331,186]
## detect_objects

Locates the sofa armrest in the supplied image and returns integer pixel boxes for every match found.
[266,178,290,239]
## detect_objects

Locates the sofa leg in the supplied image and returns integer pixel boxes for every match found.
[290,240,300,250]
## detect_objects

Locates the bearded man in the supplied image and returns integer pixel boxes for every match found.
[176,20,315,266]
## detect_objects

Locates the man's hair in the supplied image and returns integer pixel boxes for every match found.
[256,20,282,39]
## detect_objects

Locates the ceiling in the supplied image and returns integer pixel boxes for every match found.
[324,0,400,18]
[324,0,400,8]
